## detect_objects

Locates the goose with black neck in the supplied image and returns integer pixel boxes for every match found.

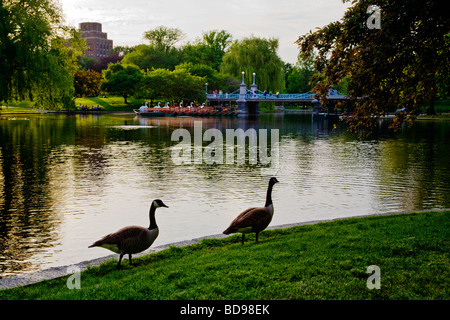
[223,177,279,244]
[89,199,168,269]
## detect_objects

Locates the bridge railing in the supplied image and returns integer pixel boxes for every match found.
[207,94,240,100]
[248,93,315,99]
[206,93,315,100]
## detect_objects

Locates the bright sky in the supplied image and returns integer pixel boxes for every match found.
[60,0,350,64]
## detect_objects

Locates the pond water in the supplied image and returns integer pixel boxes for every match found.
[0,112,449,277]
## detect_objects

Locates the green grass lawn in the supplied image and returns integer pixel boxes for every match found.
[1,96,145,113]
[0,103,42,113]
[75,96,146,112]
[1,211,448,300]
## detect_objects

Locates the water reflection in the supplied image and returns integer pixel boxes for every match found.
[0,113,449,277]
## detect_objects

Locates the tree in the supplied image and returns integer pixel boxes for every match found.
[74,70,102,97]
[122,44,182,71]
[175,62,239,94]
[90,52,123,73]
[0,0,85,109]
[297,0,450,135]
[79,56,97,71]
[140,67,205,105]
[285,53,315,94]
[143,26,185,53]
[184,30,232,71]
[221,36,285,92]
[101,63,144,104]
[109,45,135,56]
[140,68,172,106]
[168,68,205,104]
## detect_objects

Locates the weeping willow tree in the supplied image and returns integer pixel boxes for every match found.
[221,36,285,92]
[0,0,85,110]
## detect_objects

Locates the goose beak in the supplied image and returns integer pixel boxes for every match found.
[154,199,169,208]
[160,201,169,208]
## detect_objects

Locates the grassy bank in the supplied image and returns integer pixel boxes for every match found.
[0,104,42,114]
[1,96,145,113]
[75,96,145,112]
[1,211,448,300]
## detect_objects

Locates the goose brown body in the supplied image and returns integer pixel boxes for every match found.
[89,199,168,268]
[89,226,159,254]
[223,177,279,244]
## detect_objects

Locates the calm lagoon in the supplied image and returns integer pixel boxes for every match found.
[1,113,449,277]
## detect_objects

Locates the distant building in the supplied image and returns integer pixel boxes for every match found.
[79,22,113,59]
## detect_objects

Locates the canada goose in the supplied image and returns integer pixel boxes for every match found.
[223,177,279,244]
[88,199,168,269]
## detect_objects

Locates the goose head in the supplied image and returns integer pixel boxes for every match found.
[153,199,169,209]
[269,177,279,185]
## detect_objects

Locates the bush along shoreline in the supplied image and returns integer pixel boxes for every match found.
[0,210,448,300]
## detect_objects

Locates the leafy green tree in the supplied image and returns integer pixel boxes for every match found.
[140,68,172,106]
[175,62,239,94]
[184,30,232,71]
[143,26,185,53]
[286,53,314,93]
[122,44,182,71]
[109,45,136,56]
[101,63,144,104]
[0,0,85,109]
[140,67,205,105]
[221,36,285,92]
[297,0,450,135]
[168,68,205,104]
[79,56,97,71]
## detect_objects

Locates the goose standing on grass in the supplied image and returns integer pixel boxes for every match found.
[89,199,168,269]
[223,177,279,244]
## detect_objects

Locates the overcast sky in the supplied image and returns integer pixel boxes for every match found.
[60,0,350,64]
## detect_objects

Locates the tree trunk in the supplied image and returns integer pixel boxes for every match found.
[426,92,436,116]
[123,94,128,104]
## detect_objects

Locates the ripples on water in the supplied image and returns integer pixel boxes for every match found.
[0,113,449,277]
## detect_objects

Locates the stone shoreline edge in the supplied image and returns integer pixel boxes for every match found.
[1,209,448,290]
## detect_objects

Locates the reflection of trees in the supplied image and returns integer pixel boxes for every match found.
[0,115,113,275]
[377,121,450,210]
[0,117,73,275]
